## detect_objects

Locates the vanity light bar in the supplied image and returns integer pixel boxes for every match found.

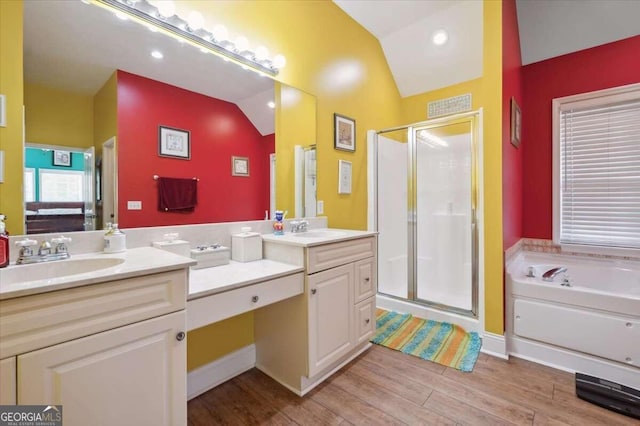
[92,0,279,76]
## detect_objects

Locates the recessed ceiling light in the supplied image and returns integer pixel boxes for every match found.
[267,101,275,109]
[432,29,448,46]
[151,50,163,59]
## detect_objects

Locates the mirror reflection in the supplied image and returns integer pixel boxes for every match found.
[21,0,317,235]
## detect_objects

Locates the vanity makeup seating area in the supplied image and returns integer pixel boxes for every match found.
[0,220,377,425]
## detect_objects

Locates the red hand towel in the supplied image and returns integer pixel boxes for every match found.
[157,177,198,212]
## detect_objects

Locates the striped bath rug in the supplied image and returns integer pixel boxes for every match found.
[371,309,481,372]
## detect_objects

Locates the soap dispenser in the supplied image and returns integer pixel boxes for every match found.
[104,223,126,253]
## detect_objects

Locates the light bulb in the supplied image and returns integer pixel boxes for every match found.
[186,11,204,31]
[267,101,275,109]
[273,54,286,69]
[432,29,448,46]
[156,1,175,18]
[255,46,268,61]
[212,24,228,42]
[151,50,164,59]
[235,36,249,52]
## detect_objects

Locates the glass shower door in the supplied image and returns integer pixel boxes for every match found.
[413,119,476,313]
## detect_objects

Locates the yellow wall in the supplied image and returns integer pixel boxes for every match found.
[0,1,24,234]
[93,72,118,158]
[187,312,255,371]
[275,83,317,214]
[24,83,94,148]
[400,2,504,334]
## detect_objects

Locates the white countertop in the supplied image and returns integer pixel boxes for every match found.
[188,259,304,300]
[261,228,377,247]
[0,247,195,300]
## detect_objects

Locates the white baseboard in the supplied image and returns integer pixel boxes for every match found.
[481,331,508,359]
[187,344,256,400]
[509,335,640,390]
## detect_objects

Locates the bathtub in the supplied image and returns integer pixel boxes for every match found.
[506,252,640,389]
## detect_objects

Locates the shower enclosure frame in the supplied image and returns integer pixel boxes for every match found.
[369,110,482,320]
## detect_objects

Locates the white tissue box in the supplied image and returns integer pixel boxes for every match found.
[190,246,230,269]
[152,239,190,258]
[231,230,262,262]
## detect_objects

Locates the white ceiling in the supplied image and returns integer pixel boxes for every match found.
[23,1,275,135]
[335,0,640,97]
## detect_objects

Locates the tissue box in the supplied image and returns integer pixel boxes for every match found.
[190,246,230,269]
[231,230,262,262]
[152,240,190,258]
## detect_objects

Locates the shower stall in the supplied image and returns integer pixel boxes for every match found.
[368,111,482,331]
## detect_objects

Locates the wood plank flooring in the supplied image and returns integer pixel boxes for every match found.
[188,345,638,425]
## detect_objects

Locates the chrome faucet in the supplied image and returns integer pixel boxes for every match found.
[290,219,309,233]
[16,236,72,265]
[542,266,567,282]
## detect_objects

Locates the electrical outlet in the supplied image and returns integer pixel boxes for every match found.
[127,200,142,210]
[317,200,324,214]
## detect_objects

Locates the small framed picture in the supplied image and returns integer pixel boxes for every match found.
[510,97,521,148]
[334,113,356,152]
[232,156,250,177]
[159,126,191,159]
[53,150,72,167]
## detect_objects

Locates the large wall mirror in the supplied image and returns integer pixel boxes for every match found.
[20,0,317,235]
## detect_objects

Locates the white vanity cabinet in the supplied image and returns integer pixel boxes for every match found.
[0,357,16,404]
[256,234,377,395]
[0,269,188,426]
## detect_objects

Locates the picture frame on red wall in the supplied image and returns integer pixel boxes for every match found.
[158,125,191,159]
[510,97,522,148]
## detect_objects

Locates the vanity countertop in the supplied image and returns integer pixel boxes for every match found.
[188,259,304,301]
[261,228,377,247]
[0,247,196,301]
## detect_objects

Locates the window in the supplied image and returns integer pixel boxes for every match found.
[553,83,640,251]
[24,168,35,202]
[39,169,84,202]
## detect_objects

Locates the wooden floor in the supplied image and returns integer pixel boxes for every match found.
[188,345,637,425]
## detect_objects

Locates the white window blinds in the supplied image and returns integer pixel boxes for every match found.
[558,91,640,249]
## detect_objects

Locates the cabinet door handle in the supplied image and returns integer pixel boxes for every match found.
[311,288,317,295]
[365,318,370,324]
[251,295,259,303]
[176,331,186,341]
[364,277,370,282]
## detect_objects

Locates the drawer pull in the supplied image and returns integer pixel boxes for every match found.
[176,331,186,341]
[364,277,370,282]
[311,289,317,295]
[251,295,259,303]
[365,318,370,324]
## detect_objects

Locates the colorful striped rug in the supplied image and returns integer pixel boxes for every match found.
[371,309,481,372]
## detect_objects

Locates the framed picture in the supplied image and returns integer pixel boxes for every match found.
[338,159,352,194]
[159,126,191,159]
[232,156,250,177]
[334,113,356,152]
[53,150,72,167]
[510,97,522,148]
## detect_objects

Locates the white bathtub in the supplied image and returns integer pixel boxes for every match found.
[506,252,640,389]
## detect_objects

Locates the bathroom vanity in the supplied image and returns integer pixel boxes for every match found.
[0,225,377,424]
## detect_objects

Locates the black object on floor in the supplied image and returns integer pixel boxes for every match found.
[575,372,640,419]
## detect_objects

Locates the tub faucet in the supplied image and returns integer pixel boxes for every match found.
[542,266,567,282]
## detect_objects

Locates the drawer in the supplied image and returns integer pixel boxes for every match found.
[0,270,187,358]
[354,257,377,303]
[187,272,304,331]
[307,237,376,274]
[354,298,376,345]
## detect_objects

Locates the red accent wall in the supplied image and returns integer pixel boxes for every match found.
[502,0,523,251]
[117,71,274,228]
[522,36,640,239]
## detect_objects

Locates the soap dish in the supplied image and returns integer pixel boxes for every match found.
[190,245,230,269]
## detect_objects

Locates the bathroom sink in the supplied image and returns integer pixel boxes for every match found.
[0,257,125,285]
[293,230,346,238]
